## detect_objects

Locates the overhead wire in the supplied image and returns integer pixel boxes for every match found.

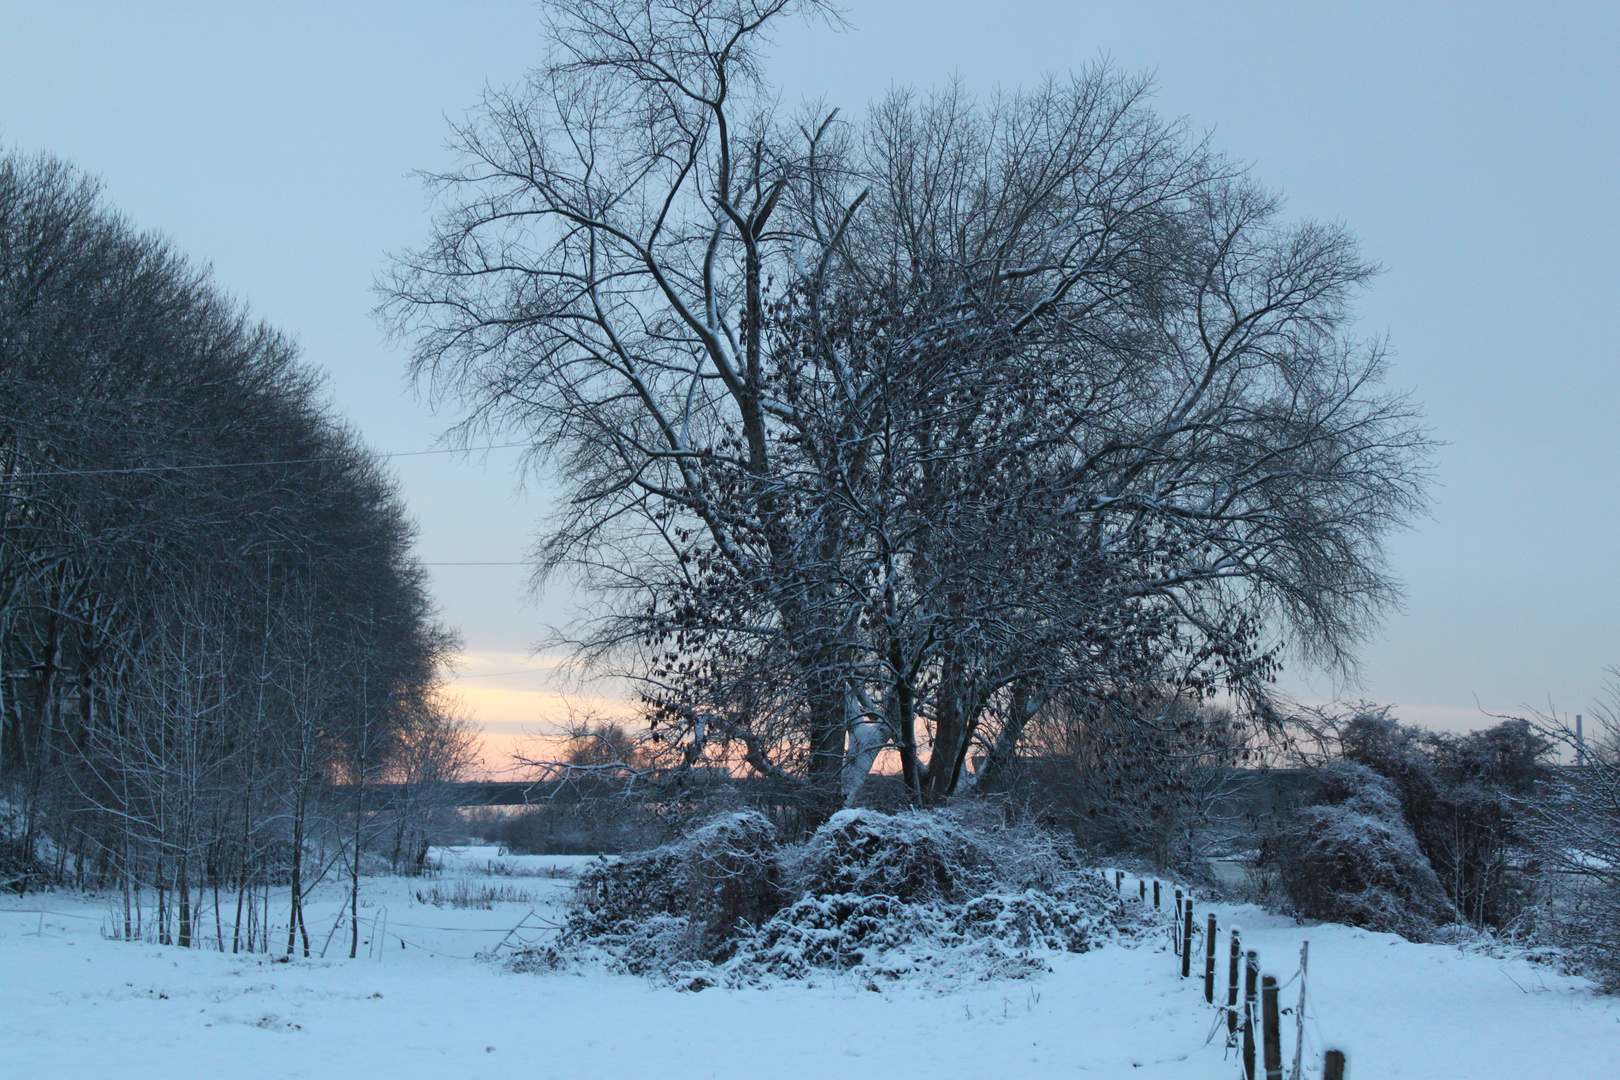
[449,667,553,679]
[5,443,541,569]
[3,442,530,480]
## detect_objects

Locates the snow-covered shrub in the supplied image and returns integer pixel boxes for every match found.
[1262,762,1459,939]
[997,691,1250,874]
[953,887,1118,950]
[745,893,928,974]
[563,810,785,964]
[1564,884,1620,994]
[529,806,1145,985]
[413,880,534,908]
[0,803,56,896]
[788,809,1000,902]
[0,835,43,895]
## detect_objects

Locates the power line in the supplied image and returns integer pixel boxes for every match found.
[4,443,529,480]
[451,667,553,679]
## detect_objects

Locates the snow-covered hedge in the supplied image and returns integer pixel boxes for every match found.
[527,808,1146,986]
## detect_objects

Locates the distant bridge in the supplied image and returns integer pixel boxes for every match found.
[347,768,1322,811]
[343,774,787,809]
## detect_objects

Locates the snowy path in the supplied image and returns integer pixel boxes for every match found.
[2,860,1616,1079]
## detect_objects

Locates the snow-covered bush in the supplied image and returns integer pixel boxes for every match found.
[533,807,1145,986]
[564,810,786,966]
[953,887,1119,951]
[0,835,43,895]
[746,893,929,974]
[788,809,1000,902]
[1566,884,1620,994]
[1262,762,1459,939]
[413,880,534,909]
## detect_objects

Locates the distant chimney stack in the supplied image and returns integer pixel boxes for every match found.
[1576,714,1586,766]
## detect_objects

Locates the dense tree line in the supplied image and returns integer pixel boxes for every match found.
[0,150,470,953]
[384,0,1431,813]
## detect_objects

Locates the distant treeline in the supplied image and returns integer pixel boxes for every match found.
[0,149,470,953]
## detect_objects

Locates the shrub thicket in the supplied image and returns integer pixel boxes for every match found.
[1263,712,1549,939]
[1523,686,1620,990]
[1262,762,1457,938]
[1340,715,1546,929]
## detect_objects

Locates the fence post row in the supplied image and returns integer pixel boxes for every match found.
[1158,890,1347,1078]
[1198,906,1334,1075]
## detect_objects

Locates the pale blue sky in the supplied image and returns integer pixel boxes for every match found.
[3,1,1616,746]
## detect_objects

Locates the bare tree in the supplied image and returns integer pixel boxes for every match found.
[384,0,1432,811]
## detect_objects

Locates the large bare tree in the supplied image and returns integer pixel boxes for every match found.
[384,0,1432,809]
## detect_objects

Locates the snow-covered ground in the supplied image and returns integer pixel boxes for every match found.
[2,851,1615,1078]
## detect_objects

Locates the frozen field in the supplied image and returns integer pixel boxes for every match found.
[2,849,1616,1079]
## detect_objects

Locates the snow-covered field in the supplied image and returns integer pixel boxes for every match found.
[3,849,1615,1079]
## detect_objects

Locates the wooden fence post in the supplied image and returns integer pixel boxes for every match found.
[1242,949,1259,1080]
[1116,870,1124,892]
[1153,880,1161,908]
[1203,913,1217,1002]
[1181,901,1194,978]
[1139,879,1146,902]
[1291,942,1309,1080]
[1262,974,1282,1080]
[1227,928,1241,1038]
[1323,1049,1346,1080]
